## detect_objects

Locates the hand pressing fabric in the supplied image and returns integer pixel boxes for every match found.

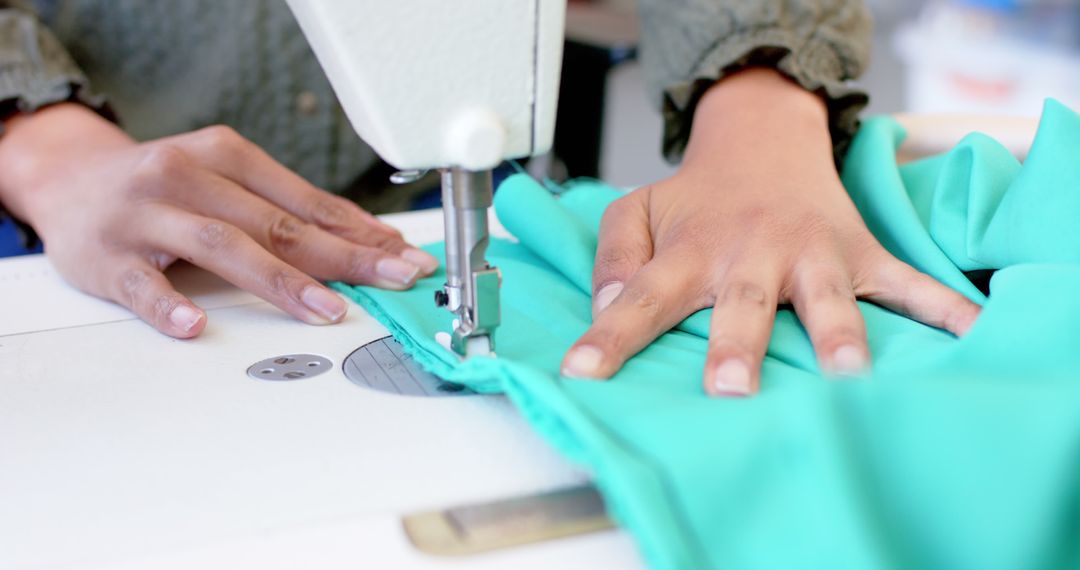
[560,68,982,396]
[0,103,438,338]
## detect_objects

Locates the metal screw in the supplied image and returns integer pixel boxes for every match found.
[247,354,332,381]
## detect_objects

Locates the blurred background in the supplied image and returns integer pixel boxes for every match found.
[5,0,1077,256]
[568,0,1080,186]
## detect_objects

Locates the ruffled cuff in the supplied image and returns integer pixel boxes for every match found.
[660,29,869,167]
[0,11,112,137]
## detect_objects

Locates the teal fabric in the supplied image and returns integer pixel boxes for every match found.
[334,100,1080,570]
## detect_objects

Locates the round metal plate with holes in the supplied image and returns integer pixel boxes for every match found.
[247,354,333,381]
[343,336,475,397]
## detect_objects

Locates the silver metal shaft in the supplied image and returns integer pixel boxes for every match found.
[436,167,500,356]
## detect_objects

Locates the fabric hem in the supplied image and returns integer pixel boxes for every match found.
[331,281,712,570]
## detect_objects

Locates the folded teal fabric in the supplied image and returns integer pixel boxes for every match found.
[334,100,1080,570]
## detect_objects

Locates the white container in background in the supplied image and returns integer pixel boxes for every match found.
[895,2,1080,116]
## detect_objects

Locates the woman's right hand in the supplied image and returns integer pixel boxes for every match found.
[0,103,438,338]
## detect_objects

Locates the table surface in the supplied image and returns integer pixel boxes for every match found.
[0,209,643,570]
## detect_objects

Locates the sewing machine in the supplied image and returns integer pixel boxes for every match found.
[286,0,567,357]
[2,0,1047,561]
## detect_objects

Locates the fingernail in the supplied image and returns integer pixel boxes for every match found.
[561,345,606,379]
[953,311,979,337]
[401,248,439,273]
[827,344,868,377]
[711,359,752,396]
[593,282,623,314]
[376,257,421,285]
[169,304,204,333]
[301,285,347,323]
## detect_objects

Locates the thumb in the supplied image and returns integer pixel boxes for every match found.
[107,257,207,338]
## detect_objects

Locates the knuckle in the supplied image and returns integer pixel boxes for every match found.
[366,233,400,252]
[264,267,308,303]
[118,267,151,298]
[594,246,642,274]
[581,327,625,356]
[737,206,770,230]
[707,337,752,360]
[720,280,770,308]
[132,145,190,188]
[791,211,831,240]
[266,215,305,255]
[311,196,350,229]
[819,327,864,345]
[116,267,180,327]
[346,248,379,279]
[197,221,239,252]
[197,124,244,151]
[387,227,405,242]
[807,279,854,304]
[337,222,405,251]
[618,287,663,318]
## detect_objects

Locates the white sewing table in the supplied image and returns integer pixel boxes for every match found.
[0,210,643,570]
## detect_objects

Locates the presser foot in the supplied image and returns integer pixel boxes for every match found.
[436,166,501,359]
[434,317,496,359]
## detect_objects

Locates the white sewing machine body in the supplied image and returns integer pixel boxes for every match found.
[286,0,568,357]
[286,0,566,171]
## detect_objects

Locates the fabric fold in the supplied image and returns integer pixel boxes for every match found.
[335,99,1080,570]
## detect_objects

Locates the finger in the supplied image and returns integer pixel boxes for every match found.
[704,274,780,397]
[591,192,653,316]
[859,258,982,336]
[141,206,349,325]
[562,256,698,380]
[172,168,424,289]
[172,127,437,272]
[789,263,869,377]
[260,215,423,289]
[106,257,206,338]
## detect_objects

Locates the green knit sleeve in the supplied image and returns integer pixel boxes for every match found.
[0,0,109,130]
[636,0,872,165]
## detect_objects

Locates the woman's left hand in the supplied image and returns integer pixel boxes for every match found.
[559,68,981,396]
